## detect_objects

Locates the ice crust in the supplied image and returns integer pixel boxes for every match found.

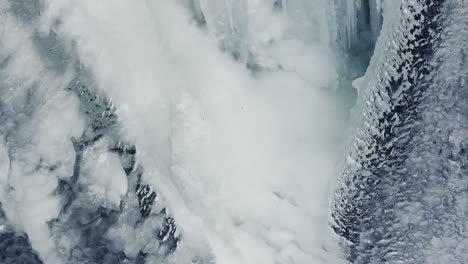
[333,0,468,263]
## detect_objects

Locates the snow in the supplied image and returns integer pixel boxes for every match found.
[80,138,128,209]
[35,0,344,263]
[0,3,86,263]
[1,0,466,263]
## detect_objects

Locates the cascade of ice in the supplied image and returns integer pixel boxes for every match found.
[0,1,344,263]
[0,0,466,263]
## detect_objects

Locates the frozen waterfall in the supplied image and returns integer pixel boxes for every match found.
[0,0,466,263]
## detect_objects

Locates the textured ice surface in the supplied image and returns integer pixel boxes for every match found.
[333,0,468,263]
[0,0,467,264]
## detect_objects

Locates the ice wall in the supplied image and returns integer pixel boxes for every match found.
[333,0,468,262]
[2,0,465,263]
[0,0,346,263]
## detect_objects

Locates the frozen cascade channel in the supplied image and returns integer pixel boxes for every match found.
[0,0,466,264]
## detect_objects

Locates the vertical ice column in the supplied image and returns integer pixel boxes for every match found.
[198,0,250,61]
[333,0,383,49]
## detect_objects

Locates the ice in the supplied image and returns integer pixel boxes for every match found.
[35,0,343,263]
[0,4,87,262]
[333,0,468,262]
[79,138,128,209]
[351,76,365,94]
[1,0,465,263]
